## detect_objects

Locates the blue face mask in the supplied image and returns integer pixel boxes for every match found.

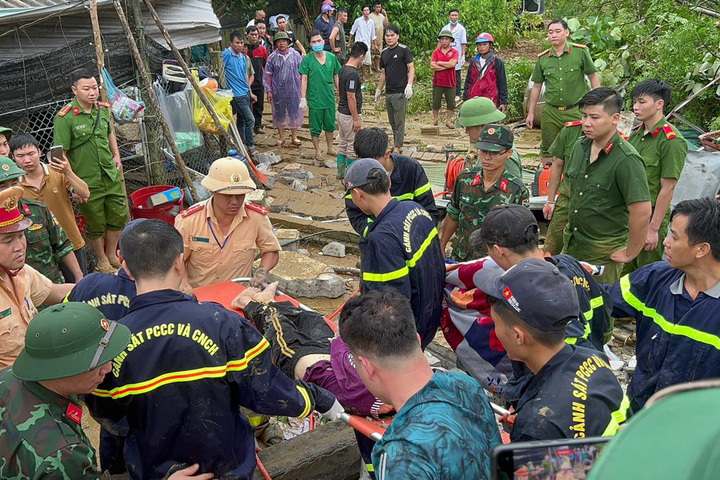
[450,20,458,25]
[312,44,324,52]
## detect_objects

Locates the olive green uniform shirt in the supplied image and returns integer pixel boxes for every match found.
[562,132,650,262]
[0,371,100,479]
[447,167,529,261]
[21,199,73,284]
[627,118,687,205]
[549,121,584,197]
[53,98,119,189]
[531,44,596,107]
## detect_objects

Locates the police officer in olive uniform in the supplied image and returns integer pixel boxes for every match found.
[53,71,128,274]
[441,124,530,261]
[542,120,584,255]
[453,97,523,181]
[0,157,75,283]
[526,19,600,166]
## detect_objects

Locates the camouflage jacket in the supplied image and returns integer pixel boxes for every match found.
[447,167,529,261]
[21,199,74,284]
[0,367,101,479]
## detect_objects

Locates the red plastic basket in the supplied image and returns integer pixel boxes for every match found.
[129,185,184,225]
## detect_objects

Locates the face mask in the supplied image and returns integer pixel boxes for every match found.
[312,44,324,53]
[450,20,458,25]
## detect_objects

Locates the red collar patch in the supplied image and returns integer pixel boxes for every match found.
[66,403,83,424]
[499,178,509,192]
[651,126,662,138]
[471,174,481,187]
[72,107,80,116]
[604,142,614,155]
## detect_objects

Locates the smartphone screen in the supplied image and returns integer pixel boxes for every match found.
[493,437,609,480]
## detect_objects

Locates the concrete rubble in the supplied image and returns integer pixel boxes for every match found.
[254,151,282,166]
[321,242,346,258]
[276,229,300,252]
[261,251,345,299]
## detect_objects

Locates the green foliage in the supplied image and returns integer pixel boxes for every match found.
[504,57,534,120]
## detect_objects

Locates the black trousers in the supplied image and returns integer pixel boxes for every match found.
[251,84,264,128]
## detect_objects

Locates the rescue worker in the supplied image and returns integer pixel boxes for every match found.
[53,70,129,274]
[0,157,78,284]
[452,97,523,184]
[344,158,444,349]
[0,186,73,368]
[339,290,501,479]
[542,119,584,254]
[479,258,629,441]
[561,88,652,284]
[0,302,212,480]
[463,32,508,111]
[174,157,280,288]
[86,220,342,480]
[607,198,720,412]
[345,127,440,244]
[440,124,529,261]
[475,204,613,403]
[526,19,600,167]
[623,79,687,274]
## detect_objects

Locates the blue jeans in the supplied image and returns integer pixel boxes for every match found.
[231,95,255,148]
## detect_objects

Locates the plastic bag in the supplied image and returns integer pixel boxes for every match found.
[102,68,145,124]
[192,81,233,135]
[154,81,203,153]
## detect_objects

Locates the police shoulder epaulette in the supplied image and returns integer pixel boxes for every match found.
[662,124,677,140]
[572,43,588,49]
[565,120,582,127]
[619,131,629,141]
[180,203,205,218]
[245,203,269,216]
[57,104,72,117]
[538,49,550,57]
[98,101,111,108]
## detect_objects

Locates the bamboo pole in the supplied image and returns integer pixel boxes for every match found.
[141,0,235,149]
[111,0,198,201]
[88,0,109,103]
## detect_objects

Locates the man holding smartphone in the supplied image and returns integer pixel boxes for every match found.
[54,70,128,274]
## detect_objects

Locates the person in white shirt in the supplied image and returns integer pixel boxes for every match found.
[349,5,378,79]
[442,9,467,100]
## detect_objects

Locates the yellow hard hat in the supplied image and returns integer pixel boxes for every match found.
[201,157,256,193]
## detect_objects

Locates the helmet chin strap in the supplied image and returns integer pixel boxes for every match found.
[0,262,22,277]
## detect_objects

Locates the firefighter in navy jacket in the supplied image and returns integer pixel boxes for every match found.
[86,220,340,480]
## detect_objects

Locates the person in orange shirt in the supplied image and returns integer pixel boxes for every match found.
[0,186,73,368]
[174,157,280,288]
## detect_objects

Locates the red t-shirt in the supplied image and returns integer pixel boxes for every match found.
[431,47,459,88]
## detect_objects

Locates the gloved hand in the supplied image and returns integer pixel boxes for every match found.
[299,98,307,111]
[542,202,555,220]
[374,89,382,104]
[250,266,268,287]
[318,399,344,421]
[404,84,413,99]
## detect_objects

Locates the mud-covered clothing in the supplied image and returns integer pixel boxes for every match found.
[87,289,336,480]
[447,168,529,261]
[607,261,720,411]
[0,370,100,479]
[511,345,629,442]
[372,370,501,480]
[361,199,445,349]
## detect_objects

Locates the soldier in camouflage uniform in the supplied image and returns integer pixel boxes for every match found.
[0,157,76,283]
[0,302,130,479]
[441,124,530,261]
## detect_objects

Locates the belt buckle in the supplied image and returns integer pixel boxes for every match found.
[557,105,567,111]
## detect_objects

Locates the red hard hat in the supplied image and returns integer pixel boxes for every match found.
[475,32,494,44]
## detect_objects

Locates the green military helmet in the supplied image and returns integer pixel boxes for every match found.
[273,31,291,46]
[13,302,131,382]
[0,156,25,183]
[456,97,506,128]
[0,126,12,143]
[437,29,455,40]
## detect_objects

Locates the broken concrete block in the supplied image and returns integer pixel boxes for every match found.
[276,229,300,252]
[297,249,310,256]
[291,179,307,192]
[262,171,277,189]
[324,159,336,169]
[280,163,309,180]
[261,251,345,298]
[322,242,345,258]
[257,163,272,172]
[246,189,266,205]
[255,151,282,165]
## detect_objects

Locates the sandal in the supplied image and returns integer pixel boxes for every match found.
[292,138,302,146]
